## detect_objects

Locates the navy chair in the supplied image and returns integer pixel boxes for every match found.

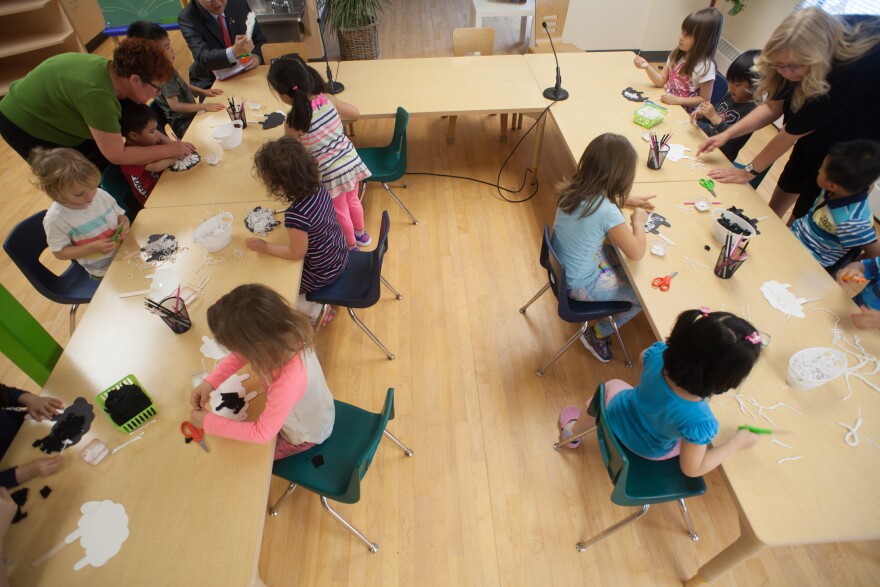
[307,211,402,360]
[710,71,728,106]
[519,226,633,373]
[100,165,140,221]
[3,211,99,337]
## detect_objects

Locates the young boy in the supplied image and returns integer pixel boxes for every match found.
[692,50,761,162]
[837,258,880,330]
[791,139,880,268]
[119,100,177,206]
[30,147,130,279]
[126,21,225,138]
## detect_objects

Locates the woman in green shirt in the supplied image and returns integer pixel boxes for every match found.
[0,38,195,170]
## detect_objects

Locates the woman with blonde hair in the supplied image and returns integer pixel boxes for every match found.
[697,8,880,221]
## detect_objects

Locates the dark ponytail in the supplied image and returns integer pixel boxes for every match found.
[267,57,314,133]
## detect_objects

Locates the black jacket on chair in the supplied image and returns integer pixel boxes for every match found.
[178,0,268,89]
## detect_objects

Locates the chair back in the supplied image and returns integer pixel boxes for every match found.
[262,42,309,63]
[100,165,136,218]
[362,210,392,306]
[390,107,409,178]
[544,226,576,320]
[452,27,495,56]
[710,71,728,106]
[589,383,630,490]
[534,0,569,46]
[3,211,96,304]
[335,388,396,504]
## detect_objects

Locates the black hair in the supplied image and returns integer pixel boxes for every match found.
[120,99,156,136]
[663,309,762,398]
[266,57,314,133]
[824,139,880,194]
[726,49,761,85]
[126,20,169,42]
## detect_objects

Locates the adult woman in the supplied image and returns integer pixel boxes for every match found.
[0,38,194,170]
[697,8,880,221]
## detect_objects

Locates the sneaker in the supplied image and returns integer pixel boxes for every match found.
[320,307,336,329]
[349,244,360,252]
[580,328,613,363]
[355,230,372,247]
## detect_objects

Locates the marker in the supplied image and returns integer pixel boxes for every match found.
[683,201,721,205]
[110,224,125,242]
[738,425,791,435]
[842,275,868,283]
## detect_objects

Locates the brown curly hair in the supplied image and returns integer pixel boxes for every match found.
[112,37,173,85]
[253,137,322,204]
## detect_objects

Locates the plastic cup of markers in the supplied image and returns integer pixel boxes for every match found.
[158,295,192,334]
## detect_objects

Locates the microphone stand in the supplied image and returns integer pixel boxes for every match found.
[541,21,568,101]
[316,5,344,94]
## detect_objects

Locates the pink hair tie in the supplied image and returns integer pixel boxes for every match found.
[291,86,298,91]
[744,332,761,345]
[699,306,711,317]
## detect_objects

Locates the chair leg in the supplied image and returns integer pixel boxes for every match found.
[576,504,650,552]
[382,183,419,225]
[519,283,550,314]
[383,429,413,457]
[320,496,378,553]
[536,322,589,377]
[313,304,332,334]
[347,308,395,360]
[500,113,508,142]
[447,115,458,144]
[608,316,633,369]
[69,304,80,338]
[678,499,700,541]
[380,276,402,300]
[359,181,367,202]
[268,482,298,517]
[553,425,597,452]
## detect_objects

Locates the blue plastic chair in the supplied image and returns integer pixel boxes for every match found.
[519,226,634,373]
[570,383,707,552]
[3,211,98,337]
[710,71,728,106]
[269,388,413,552]
[306,211,402,360]
[357,107,418,225]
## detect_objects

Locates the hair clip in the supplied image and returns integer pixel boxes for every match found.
[291,85,299,91]
[699,306,711,317]
[744,332,761,345]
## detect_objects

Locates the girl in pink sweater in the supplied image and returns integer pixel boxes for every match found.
[189,284,335,460]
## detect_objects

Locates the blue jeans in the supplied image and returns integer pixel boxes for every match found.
[568,246,642,338]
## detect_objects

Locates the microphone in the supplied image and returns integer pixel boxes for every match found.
[317,10,344,94]
[541,21,569,101]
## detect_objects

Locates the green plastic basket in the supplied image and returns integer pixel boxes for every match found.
[633,102,668,128]
[95,374,157,434]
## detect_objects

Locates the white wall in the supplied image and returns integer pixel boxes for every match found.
[720,0,800,53]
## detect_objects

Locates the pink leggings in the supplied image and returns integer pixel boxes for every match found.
[274,434,316,460]
[602,379,681,460]
[332,186,365,247]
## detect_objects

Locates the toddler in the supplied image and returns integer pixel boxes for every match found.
[119,100,177,206]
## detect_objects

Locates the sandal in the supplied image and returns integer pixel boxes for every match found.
[559,406,581,448]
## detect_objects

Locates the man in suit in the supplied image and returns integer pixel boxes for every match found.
[179,0,268,89]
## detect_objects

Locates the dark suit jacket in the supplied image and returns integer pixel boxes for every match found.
[178,0,268,89]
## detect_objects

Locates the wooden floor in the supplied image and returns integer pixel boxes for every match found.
[1,1,877,585]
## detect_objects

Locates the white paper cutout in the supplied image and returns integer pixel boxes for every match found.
[72,500,129,570]
[200,336,231,361]
[145,268,180,302]
[245,11,256,40]
[209,373,258,421]
[761,280,809,318]
[664,143,690,162]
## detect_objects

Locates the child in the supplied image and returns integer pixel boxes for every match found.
[634,8,723,111]
[119,100,177,207]
[791,139,880,268]
[267,57,371,249]
[126,21,226,138]
[1,383,63,489]
[31,147,130,279]
[551,133,654,363]
[692,49,761,162]
[559,309,763,477]
[836,259,880,330]
[189,284,335,460]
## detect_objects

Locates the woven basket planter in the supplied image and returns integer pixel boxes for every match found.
[337,19,381,60]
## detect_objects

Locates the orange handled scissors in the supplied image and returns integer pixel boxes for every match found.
[181,421,209,452]
[652,271,678,292]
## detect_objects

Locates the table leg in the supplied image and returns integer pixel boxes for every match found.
[520,16,528,44]
[684,516,764,585]
[528,113,547,185]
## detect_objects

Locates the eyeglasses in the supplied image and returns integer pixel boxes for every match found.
[769,62,804,72]
[140,77,162,94]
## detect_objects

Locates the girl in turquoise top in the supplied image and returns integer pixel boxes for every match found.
[559,308,763,477]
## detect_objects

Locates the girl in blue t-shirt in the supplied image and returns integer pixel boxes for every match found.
[559,308,763,477]
[551,133,655,363]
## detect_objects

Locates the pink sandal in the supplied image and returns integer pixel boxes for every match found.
[559,406,581,448]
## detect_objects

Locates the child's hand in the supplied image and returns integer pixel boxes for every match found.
[203,88,224,97]
[244,237,268,253]
[633,56,649,70]
[660,93,681,105]
[851,305,880,330]
[694,101,721,125]
[19,392,63,422]
[90,239,116,254]
[734,428,761,450]
[203,102,226,113]
[116,217,131,243]
[627,195,656,210]
[15,456,63,484]
[631,207,648,227]
[191,380,214,410]
[836,261,866,286]
[189,409,207,428]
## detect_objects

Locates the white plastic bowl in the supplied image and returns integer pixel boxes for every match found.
[786,347,847,390]
[211,121,243,150]
[711,208,756,245]
[193,212,233,252]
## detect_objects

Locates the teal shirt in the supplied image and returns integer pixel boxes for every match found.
[551,197,625,290]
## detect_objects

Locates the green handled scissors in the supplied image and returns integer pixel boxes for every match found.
[738,425,792,435]
[699,178,718,199]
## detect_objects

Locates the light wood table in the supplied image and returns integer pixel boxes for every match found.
[614,181,880,584]
[525,51,733,183]
[1,201,301,586]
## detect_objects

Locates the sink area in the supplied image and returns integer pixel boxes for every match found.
[249,0,307,41]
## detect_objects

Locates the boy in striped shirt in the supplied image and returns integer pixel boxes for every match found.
[791,139,880,268]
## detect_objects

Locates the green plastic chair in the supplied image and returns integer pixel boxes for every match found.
[357,107,419,225]
[568,383,707,553]
[269,388,413,552]
[0,283,62,386]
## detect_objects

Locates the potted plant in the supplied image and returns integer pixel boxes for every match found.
[319,0,392,61]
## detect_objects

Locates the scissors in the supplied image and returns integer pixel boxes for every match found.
[651,271,678,292]
[699,178,718,199]
[180,421,209,452]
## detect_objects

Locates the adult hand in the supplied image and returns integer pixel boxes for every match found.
[631,207,648,227]
[189,409,207,428]
[660,93,681,105]
[203,102,227,113]
[836,261,866,286]
[232,35,254,57]
[244,55,261,70]
[191,380,214,410]
[633,56,649,70]
[707,166,752,184]
[90,239,116,254]
[16,456,62,484]
[19,392,63,422]
[851,305,880,331]
[627,195,656,210]
[244,237,268,252]
[696,134,728,156]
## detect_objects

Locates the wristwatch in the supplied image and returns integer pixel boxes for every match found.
[744,163,759,176]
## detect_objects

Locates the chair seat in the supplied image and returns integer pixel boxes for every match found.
[561,299,632,324]
[272,401,382,503]
[45,264,98,305]
[305,251,378,308]
[358,147,403,183]
[614,444,707,506]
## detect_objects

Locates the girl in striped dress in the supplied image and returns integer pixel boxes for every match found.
[268,58,371,250]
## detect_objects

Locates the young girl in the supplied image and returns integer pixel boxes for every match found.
[31,147,130,279]
[559,309,763,477]
[551,133,654,363]
[633,8,723,111]
[267,57,371,250]
[245,137,348,323]
[189,284,335,460]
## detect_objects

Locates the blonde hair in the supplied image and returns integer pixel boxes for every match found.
[755,8,880,112]
[28,147,100,202]
[207,284,314,384]
[557,133,636,218]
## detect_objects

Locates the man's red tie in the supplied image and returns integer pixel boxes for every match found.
[217,15,232,48]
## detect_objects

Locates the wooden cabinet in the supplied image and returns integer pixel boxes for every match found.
[0,0,84,96]
[59,0,105,47]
